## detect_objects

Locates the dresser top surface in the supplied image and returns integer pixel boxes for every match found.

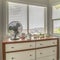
[2,37,59,44]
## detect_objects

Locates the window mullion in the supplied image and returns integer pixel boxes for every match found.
[44,7,47,34]
[27,5,29,34]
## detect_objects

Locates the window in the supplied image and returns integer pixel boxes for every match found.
[8,2,47,35]
[52,5,60,34]
[53,20,60,34]
[29,5,45,34]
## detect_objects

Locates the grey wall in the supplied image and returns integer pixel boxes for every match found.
[7,0,48,6]
[0,0,3,60]
[49,0,60,6]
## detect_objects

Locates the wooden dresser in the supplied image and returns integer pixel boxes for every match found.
[2,37,59,60]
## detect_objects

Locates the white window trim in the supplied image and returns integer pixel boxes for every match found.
[52,19,60,37]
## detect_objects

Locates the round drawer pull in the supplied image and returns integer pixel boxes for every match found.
[40,53,42,54]
[11,57,14,60]
[52,42,55,44]
[40,44,43,45]
[11,47,14,48]
[52,50,55,52]
[30,45,32,47]
[29,54,32,56]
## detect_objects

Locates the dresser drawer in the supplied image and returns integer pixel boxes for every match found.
[36,47,57,58]
[6,50,35,60]
[5,42,35,52]
[48,55,56,60]
[36,40,57,48]
[36,56,48,60]
[36,55,56,60]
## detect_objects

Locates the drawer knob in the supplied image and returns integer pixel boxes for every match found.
[11,57,14,60]
[11,47,14,48]
[40,44,43,45]
[40,53,42,54]
[30,54,32,56]
[30,45,32,47]
[53,50,55,52]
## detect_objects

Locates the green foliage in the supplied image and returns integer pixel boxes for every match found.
[54,28,60,34]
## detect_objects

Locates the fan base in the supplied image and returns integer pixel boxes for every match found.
[10,37,20,40]
[12,38,19,40]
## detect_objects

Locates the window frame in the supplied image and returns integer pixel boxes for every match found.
[52,5,60,36]
[52,19,60,35]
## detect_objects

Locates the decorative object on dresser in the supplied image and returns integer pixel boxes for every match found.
[8,21,23,40]
[26,33,32,40]
[20,33,26,40]
[2,37,59,60]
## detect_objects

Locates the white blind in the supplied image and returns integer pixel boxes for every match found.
[29,5,45,34]
[8,2,27,33]
[52,6,60,19]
